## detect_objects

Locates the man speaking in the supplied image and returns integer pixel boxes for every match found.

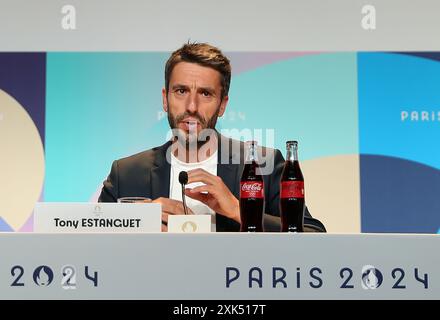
[98,42,325,232]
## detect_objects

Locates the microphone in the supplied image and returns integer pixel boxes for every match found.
[178,171,189,215]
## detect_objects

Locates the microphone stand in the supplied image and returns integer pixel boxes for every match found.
[181,183,188,215]
[179,171,189,215]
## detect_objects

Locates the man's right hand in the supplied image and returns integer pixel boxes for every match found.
[152,197,194,232]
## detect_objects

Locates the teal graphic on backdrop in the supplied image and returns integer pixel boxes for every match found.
[45,53,169,201]
[225,53,358,159]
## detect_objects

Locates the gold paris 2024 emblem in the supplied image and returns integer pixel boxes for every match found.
[181,221,198,232]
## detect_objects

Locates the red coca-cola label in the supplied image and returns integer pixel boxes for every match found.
[281,181,304,198]
[240,181,264,198]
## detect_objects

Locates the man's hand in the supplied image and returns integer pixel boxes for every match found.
[152,197,194,232]
[185,168,240,223]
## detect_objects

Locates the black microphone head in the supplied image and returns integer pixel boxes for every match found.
[179,171,188,185]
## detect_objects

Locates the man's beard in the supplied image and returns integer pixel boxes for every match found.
[167,105,220,149]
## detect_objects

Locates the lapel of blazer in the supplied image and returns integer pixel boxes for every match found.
[217,133,243,198]
[150,140,172,199]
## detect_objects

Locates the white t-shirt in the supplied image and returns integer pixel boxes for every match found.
[169,151,218,231]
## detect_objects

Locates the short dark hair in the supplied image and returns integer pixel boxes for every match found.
[165,42,231,98]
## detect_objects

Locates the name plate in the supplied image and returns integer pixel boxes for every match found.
[167,215,211,233]
[34,202,161,233]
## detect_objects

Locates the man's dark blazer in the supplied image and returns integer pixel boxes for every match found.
[98,134,326,232]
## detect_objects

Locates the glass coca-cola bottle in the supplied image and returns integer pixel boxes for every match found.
[280,140,305,232]
[240,141,264,232]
